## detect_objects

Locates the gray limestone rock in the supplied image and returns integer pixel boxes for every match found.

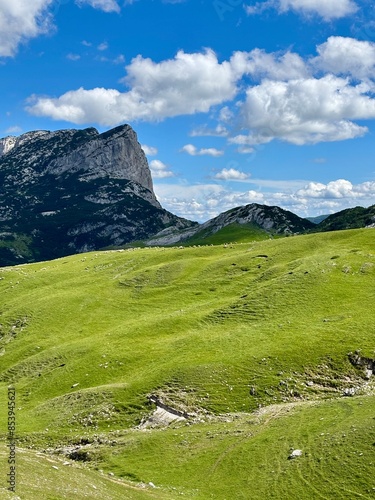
[289,449,303,459]
[196,203,315,238]
[0,124,196,265]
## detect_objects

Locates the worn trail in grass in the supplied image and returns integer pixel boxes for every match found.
[99,395,375,499]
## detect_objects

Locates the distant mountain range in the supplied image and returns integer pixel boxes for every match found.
[306,215,330,224]
[0,124,374,266]
[146,202,316,246]
[314,205,375,232]
[147,203,375,247]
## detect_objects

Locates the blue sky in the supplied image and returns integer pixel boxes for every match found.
[1,0,375,222]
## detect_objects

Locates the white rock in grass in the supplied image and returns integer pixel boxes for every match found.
[289,449,303,459]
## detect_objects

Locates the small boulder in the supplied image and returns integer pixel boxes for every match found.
[289,449,303,459]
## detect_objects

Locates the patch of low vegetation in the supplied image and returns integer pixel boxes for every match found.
[182,222,271,246]
[315,204,375,232]
[0,444,170,499]
[0,228,374,498]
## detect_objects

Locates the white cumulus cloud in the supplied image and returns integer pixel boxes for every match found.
[215,168,250,180]
[25,37,375,146]
[280,0,358,19]
[149,159,174,179]
[141,144,158,156]
[236,75,375,145]
[27,49,238,125]
[0,0,122,58]
[246,0,358,21]
[297,179,358,199]
[180,144,224,157]
[0,0,53,57]
[313,36,375,79]
[231,48,309,81]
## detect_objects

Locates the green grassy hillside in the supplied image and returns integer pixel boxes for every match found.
[315,205,375,232]
[182,222,271,246]
[0,228,374,498]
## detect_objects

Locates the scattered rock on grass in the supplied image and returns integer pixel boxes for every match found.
[343,388,356,397]
[289,449,303,459]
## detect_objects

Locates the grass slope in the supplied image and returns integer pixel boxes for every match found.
[0,228,374,498]
[182,222,271,246]
[0,444,167,499]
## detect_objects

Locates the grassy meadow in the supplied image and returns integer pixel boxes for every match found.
[0,228,374,498]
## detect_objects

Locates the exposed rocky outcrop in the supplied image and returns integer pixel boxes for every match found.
[145,224,200,246]
[348,351,375,380]
[198,203,315,235]
[0,136,17,156]
[0,125,196,266]
[146,203,315,246]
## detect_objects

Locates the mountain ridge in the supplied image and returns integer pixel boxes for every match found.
[146,202,316,246]
[314,205,375,232]
[1,124,374,266]
[147,202,375,246]
[0,125,156,198]
[0,124,196,266]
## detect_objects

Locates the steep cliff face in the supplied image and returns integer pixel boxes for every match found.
[0,125,158,205]
[0,125,196,266]
[47,125,156,195]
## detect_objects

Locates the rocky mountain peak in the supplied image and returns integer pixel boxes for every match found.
[0,124,196,266]
[146,202,316,246]
[198,203,315,235]
[0,124,155,198]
